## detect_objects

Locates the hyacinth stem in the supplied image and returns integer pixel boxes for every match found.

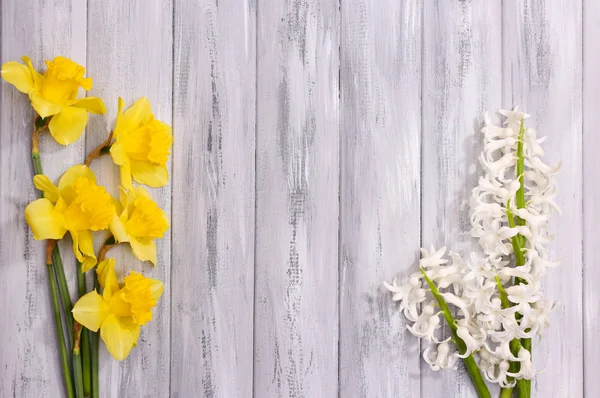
[46,243,75,398]
[495,276,525,392]
[508,118,532,397]
[91,273,100,398]
[77,261,92,396]
[420,268,491,398]
[499,387,513,398]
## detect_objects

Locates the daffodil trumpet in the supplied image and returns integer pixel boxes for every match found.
[110,97,173,189]
[25,164,115,272]
[1,56,107,145]
[110,186,169,265]
[71,258,164,360]
[3,55,171,398]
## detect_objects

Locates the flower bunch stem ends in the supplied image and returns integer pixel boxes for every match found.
[91,274,100,398]
[420,268,491,398]
[46,241,75,398]
[77,260,92,396]
[33,118,75,397]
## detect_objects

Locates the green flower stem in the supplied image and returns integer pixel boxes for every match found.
[53,246,74,347]
[495,277,524,388]
[506,118,531,397]
[77,261,92,396]
[73,322,85,398]
[91,274,100,398]
[32,120,74,348]
[500,387,513,398]
[515,118,526,223]
[33,117,76,396]
[47,258,75,398]
[420,268,491,398]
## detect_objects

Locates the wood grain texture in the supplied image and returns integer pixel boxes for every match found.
[338,1,421,397]
[86,1,173,397]
[0,1,594,397]
[503,1,583,397]
[171,1,256,397]
[421,1,502,397]
[0,1,86,396]
[583,0,599,397]
[253,0,339,396]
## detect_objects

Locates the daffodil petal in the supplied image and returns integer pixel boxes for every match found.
[1,61,34,93]
[100,314,140,361]
[71,230,96,271]
[109,141,127,166]
[96,258,120,299]
[33,175,59,202]
[129,237,157,265]
[130,160,168,188]
[122,97,152,131]
[29,91,62,118]
[76,230,97,272]
[120,163,134,191]
[148,278,164,301]
[72,290,111,332]
[133,186,151,199]
[71,97,107,114]
[48,106,88,145]
[22,56,43,89]
[81,257,97,273]
[58,165,96,193]
[109,214,129,243]
[113,97,126,138]
[24,199,66,240]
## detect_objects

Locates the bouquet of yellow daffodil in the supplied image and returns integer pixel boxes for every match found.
[1,56,173,398]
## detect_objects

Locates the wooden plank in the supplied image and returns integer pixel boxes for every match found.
[86,1,173,396]
[421,1,502,397]
[503,1,583,397]
[0,1,87,396]
[253,0,339,396]
[170,1,256,396]
[338,1,421,396]
[583,0,598,396]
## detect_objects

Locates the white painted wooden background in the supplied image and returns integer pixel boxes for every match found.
[0,0,592,397]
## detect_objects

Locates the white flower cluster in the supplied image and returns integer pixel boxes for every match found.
[385,109,560,388]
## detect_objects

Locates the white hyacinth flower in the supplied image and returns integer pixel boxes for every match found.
[385,109,560,390]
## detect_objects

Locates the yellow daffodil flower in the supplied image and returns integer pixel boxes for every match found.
[24,165,115,271]
[109,187,169,265]
[72,258,164,360]
[110,97,173,189]
[1,56,106,145]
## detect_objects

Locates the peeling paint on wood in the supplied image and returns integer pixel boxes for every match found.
[583,1,600,397]
[339,1,421,397]
[0,1,86,397]
[171,1,256,397]
[503,1,583,397]
[86,1,174,397]
[254,0,339,396]
[421,1,502,397]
